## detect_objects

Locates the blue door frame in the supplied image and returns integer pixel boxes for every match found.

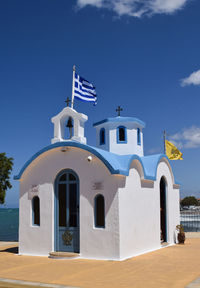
[54,169,80,253]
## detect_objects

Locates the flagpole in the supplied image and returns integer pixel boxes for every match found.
[164,130,166,154]
[71,65,76,109]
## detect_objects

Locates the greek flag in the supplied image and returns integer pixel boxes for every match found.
[74,73,97,104]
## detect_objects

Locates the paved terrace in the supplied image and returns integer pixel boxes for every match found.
[0,233,200,288]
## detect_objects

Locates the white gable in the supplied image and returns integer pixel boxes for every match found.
[51,107,88,144]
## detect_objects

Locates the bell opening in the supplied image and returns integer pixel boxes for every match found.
[65,117,74,139]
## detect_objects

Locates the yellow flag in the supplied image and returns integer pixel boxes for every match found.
[165,140,183,160]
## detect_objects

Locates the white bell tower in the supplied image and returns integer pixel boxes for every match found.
[51,106,88,144]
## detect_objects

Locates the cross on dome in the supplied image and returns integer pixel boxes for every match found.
[116,106,123,116]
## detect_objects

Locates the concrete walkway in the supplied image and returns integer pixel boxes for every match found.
[0,236,200,288]
[0,278,76,288]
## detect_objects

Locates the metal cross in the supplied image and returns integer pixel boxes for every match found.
[65,97,71,107]
[116,106,123,116]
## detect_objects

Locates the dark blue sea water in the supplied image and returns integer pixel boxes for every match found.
[0,208,19,241]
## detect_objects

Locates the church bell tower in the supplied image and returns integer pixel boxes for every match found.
[93,107,145,156]
[51,105,88,144]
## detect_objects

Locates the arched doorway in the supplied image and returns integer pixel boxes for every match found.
[55,169,79,253]
[160,177,167,243]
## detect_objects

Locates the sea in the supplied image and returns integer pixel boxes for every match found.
[0,208,19,241]
[0,208,200,242]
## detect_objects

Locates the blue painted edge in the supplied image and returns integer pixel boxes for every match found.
[14,141,179,185]
[116,126,127,144]
[140,154,180,185]
[54,169,80,252]
[100,127,105,145]
[93,117,146,128]
[14,141,125,179]
[137,128,141,145]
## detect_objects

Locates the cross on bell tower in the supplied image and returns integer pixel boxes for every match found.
[65,97,71,107]
[116,106,123,116]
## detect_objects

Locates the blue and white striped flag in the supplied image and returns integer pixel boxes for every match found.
[74,73,97,105]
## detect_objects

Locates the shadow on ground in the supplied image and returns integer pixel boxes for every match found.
[0,246,18,254]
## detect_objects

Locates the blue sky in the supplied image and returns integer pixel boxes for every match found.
[0,0,200,207]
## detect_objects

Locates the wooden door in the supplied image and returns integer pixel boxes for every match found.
[55,170,79,253]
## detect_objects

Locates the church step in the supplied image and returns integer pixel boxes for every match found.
[161,242,169,247]
[49,251,80,259]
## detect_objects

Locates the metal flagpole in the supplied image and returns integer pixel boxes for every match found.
[164,130,166,154]
[71,65,76,109]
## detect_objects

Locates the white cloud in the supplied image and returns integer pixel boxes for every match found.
[77,0,103,8]
[181,70,200,87]
[76,0,190,18]
[170,126,200,149]
[150,0,188,14]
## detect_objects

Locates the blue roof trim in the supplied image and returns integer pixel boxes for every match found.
[141,154,180,185]
[14,142,178,185]
[93,117,146,128]
[14,141,131,180]
[140,154,169,181]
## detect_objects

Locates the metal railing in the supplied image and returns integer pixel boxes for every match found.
[180,210,200,232]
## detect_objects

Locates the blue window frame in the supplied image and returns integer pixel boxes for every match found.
[94,194,105,228]
[117,126,127,143]
[100,128,105,145]
[137,128,141,145]
[32,196,40,226]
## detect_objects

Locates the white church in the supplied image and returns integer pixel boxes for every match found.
[15,105,180,260]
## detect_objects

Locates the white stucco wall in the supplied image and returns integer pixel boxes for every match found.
[94,122,144,156]
[156,161,180,244]
[19,147,121,260]
[18,147,180,260]
[118,159,180,260]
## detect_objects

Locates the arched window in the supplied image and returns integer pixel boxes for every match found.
[57,170,79,228]
[100,128,105,145]
[137,128,141,145]
[94,194,105,228]
[117,126,127,143]
[32,196,40,226]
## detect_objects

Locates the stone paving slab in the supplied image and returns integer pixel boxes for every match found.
[0,278,78,288]
[1,239,200,288]
[185,277,200,288]
[0,242,17,248]
[185,232,200,238]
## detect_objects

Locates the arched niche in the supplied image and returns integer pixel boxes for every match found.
[51,107,88,144]
[160,176,168,243]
